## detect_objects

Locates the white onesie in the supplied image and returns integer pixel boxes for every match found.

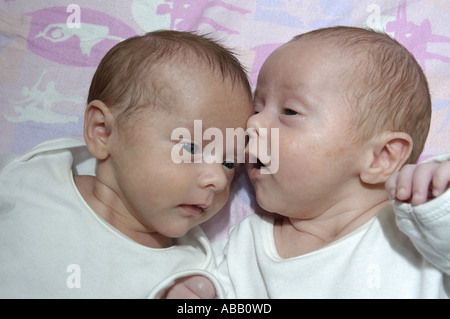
[215,154,450,298]
[0,138,221,298]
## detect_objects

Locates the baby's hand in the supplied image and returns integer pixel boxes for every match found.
[165,275,216,299]
[385,161,450,206]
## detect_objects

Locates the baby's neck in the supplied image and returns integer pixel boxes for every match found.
[74,175,169,248]
[274,195,389,258]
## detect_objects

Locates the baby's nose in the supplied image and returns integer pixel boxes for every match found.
[198,163,227,193]
[246,113,262,131]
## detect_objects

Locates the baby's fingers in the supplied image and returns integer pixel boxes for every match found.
[387,161,450,206]
[431,161,450,198]
[409,162,439,206]
[389,164,416,202]
[385,171,400,200]
[165,275,216,299]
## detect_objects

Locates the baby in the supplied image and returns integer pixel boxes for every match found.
[0,30,253,298]
[168,26,450,298]
[225,26,450,298]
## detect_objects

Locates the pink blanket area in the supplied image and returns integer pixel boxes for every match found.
[1,0,449,242]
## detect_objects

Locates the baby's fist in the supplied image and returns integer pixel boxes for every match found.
[386,161,450,206]
[165,275,216,299]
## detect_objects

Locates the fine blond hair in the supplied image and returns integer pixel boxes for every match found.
[292,26,432,164]
[88,30,252,125]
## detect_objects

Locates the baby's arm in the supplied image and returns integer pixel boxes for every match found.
[387,157,450,281]
[386,161,450,206]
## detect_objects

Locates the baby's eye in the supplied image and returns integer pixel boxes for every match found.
[284,108,298,116]
[182,142,198,155]
[222,161,235,170]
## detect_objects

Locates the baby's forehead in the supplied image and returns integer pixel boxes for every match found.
[145,59,250,106]
[149,61,242,105]
[285,37,352,61]
[264,39,354,83]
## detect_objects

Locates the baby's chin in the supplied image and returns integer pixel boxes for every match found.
[159,222,197,240]
[253,192,277,214]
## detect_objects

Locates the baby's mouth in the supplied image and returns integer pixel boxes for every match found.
[246,155,265,170]
[246,146,272,174]
[248,157,270,174]
[256,158,265,169]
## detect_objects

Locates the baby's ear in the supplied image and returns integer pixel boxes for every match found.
[360,132,413,185]
[83,100,115,160]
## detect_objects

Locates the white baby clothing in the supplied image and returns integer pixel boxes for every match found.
[0,138,220,298]
[216,154,450,298]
